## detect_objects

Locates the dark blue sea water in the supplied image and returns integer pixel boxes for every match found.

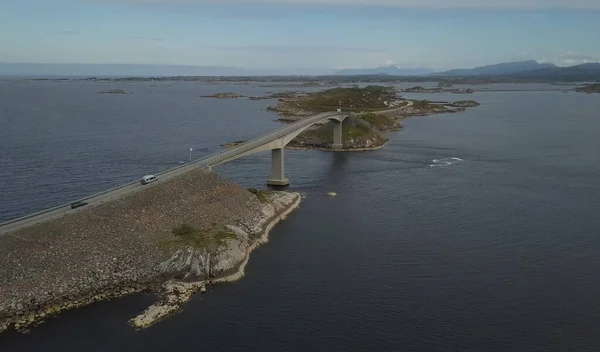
[1,80,600,351]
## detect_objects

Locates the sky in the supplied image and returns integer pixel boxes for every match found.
[1,0,600,71]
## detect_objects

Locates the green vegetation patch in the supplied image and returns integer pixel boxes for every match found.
[214,230,237,245]
[358,113,393,127]
[162,224,238,250]
[344,125,372,138]
[301,127,333,142]
[452,100,480,107]
[247,188,272,203]
[302,122,372,140]
[411,100,431,109]
[412,100,449,112]
[296,85,397,112]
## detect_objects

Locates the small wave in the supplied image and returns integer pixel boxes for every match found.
[430,157,463,167]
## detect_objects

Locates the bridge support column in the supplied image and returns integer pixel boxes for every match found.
[267,148,289,186]
[332,120,343,150]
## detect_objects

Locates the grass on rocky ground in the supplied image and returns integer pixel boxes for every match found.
[358,113,394,127]
[301,123,372,141]
[214,230,237,245]
[411,100,449,112]
[247,188,273,203]
[451,100,480,107]
[161,224,238,250]
[296,85,397,112]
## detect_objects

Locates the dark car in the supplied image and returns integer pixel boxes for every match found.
[71,201,88,209]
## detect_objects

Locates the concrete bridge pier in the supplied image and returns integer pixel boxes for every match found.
[332,120,343,150]
[267,148,290,186]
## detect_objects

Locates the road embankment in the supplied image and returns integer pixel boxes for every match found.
[0,169,300,333]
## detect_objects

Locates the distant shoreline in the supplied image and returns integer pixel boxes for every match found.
[6,78,587,93]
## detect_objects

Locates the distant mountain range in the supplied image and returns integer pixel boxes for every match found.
[509,63,600,78]
[333,66,435,76]
[331,60,600,81]
[1,61,600,80]
[433,60,557,76]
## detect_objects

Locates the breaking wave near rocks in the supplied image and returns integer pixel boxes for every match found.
[430,157,464,167]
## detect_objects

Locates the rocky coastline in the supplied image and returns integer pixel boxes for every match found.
[130,191,301,329]
[0,170,301,334]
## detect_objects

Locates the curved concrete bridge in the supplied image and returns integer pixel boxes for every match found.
[204,111,348,185]
[0,111,347,235]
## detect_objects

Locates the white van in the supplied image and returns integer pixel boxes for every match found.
[140,175,158,185]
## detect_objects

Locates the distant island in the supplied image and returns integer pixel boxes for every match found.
[402,86,473,94]
[99,89,132,94]
[200,93,245,99]
[574,84,600,93]
[224,85,480,151]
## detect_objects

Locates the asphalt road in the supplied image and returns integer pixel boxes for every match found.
[0,111,339,236]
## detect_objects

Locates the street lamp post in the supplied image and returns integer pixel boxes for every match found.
[189,147,193,162]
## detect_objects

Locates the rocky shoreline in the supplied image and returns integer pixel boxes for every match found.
[0,169,301,334]
[130,191,301,329]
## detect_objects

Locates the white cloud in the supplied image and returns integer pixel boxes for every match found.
[85,0,600,10]
[385,59,397,66]
[534,51,600,66]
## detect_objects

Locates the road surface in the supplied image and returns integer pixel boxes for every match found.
[0,111,340,236]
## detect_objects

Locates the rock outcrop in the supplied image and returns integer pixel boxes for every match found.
[130,191,300,329]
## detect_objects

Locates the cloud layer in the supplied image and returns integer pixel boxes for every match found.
[86,0,600,10]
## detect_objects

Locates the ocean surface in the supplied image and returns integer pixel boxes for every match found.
[1,79,600,351]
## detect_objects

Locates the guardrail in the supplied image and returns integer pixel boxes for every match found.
[0,111,342,228]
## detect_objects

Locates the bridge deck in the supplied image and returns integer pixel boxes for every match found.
[0,111,343,235]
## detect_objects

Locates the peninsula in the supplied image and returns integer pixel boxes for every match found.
[0,170,300,333]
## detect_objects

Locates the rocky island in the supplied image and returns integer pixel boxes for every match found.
[233,85,481,151]
[574,84,600,93]
[99,89,132,94]
[200,93,246,99]
[0,169,301,334]
[401,85,473,94]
